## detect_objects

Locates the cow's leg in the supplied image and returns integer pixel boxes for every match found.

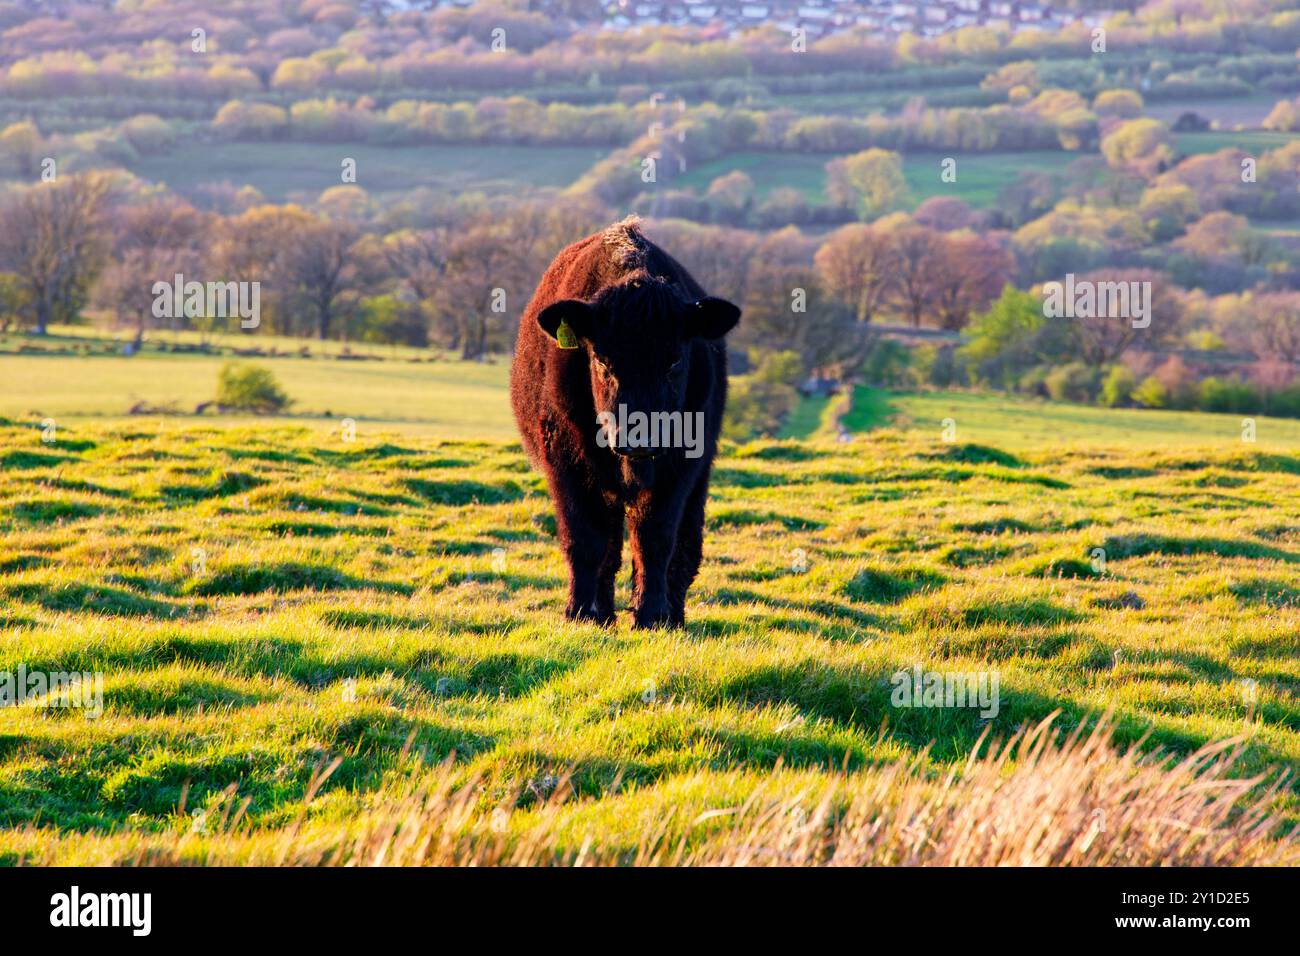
[667,476,708,627]
[628,493,686,629]
[593,507,624,623]
[551,471,620,625]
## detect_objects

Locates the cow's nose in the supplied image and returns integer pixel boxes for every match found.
[615,446,658,460]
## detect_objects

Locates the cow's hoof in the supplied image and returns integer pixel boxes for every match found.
[632,600,673,630]
[565,602,614,626]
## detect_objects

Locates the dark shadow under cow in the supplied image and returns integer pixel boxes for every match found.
[510,217,741,628]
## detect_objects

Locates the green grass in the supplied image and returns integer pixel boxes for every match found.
[674,151,832,202]
[849,387,1300,449]
[777,393,841,439]
[0,347,513,438]
[901,150,1075,208]
[120,141,609,204]
[673,130,1300,213]
[10,323,440,360]
[673,149,1075,209]
[0,414,1297,862]
[1174,130,1299,157]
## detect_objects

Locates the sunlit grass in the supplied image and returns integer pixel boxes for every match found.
[0,418,1296,863]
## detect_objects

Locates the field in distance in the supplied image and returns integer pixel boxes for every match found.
[124,141,609,206]
[7,338,1300,448]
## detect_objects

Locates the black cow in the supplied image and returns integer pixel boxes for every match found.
[510,218,741,628]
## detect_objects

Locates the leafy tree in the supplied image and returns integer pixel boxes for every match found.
[1138,184,1200,241]
[359,294,428,347]
[960,285,1071,388]
[723,350,802,440]
[0,120,42,177]
[1101,119,1174,177]
[1092,89,1144,118]
[1175,212,1273,267]
[0,272,29,331]
[1263,96,1300,132]
[1044,362,1100,403]
[826,148,906,221]
[1100,364,1136,407]
[705,170,754,224]
[119,114,176,153]
[1132,375,1168,408]
[981,60,1038,93]
[963,286,1042,365]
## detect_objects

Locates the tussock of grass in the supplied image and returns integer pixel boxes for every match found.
[928,443,1022,468]
[842,565,944,603]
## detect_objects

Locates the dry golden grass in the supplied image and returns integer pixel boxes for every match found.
[8,713,1294,866]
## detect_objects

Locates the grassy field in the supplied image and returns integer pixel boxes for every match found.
[842,388,1300,449]
[1173,129,1298,158]
[11,334,1300,448]
[900,150,1076,208]
[1146,94,1282,129]
[120,141,608,205]
[0,342,513,438]
[674,150,1076,209]
[0,412,1297,863]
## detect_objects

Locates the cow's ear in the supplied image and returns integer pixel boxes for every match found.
[690,297,741,339]
[537,299,594,347]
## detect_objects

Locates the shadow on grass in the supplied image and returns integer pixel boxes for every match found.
[4,582,193,619]
[710,585,892,631]
[404,477,525,506]
[184,562,414,597]
[1102,533,1300,563]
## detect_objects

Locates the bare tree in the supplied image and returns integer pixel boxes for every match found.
[383,228,448,345]
[0,173,111,334]
[814,223,897,324]
[95,197,209,348]
[929,232,1013,331]
[1242,292,1300,364]
[285,218,362,341]
[885,223,943,328]
[1073,269,1183,364]
[443,221,526,359]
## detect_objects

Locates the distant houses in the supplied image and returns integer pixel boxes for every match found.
[595,0,1109,37]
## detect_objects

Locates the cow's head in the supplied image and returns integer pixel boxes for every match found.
[537,275,740,458]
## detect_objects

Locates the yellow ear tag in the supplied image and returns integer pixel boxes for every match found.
[555,319,580,349]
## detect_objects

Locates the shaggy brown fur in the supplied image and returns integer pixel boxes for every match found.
[511,219,741,628]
